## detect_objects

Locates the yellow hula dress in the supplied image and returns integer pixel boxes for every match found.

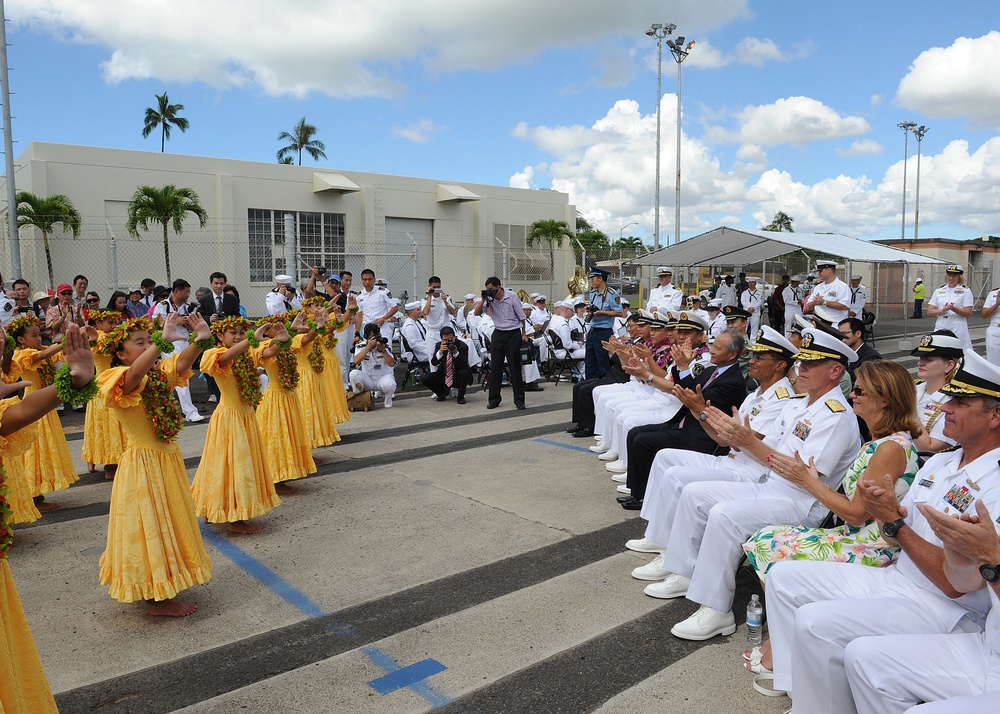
[294,335,340,448]
[321,327,351,425]
[13,349,78,496]
[190,347,280,523]
[0,401,60,713]
[81,341,128,465]
[256,339,316,484]
[98,356,212,603]
[0,370,39,525]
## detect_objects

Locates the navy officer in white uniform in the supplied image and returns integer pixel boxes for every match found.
[646,266,683,314]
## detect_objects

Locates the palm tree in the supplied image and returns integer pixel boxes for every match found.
[277,118,327,165]
[142,92,190,153]
[15,192,82,288]
[126,185,208,283]
[612,235,648,258]
[528,219,573,297]
[762,211,794,232]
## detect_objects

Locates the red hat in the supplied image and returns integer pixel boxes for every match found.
[56,283,73,293]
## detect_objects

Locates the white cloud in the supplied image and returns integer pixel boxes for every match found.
[836,139,884,157]
[706,96,871,146]
[391,119,442,144]
[897,32,1000,128]
[509,166,535,189]
[685,37,813,69]
[9,0,750,98]
[513,98,1000,239]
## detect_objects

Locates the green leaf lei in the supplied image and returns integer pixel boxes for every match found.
[53,364,99,405]
[150,331,175,354]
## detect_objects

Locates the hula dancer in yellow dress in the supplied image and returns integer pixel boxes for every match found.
[291,309,338,448]
[255,312,316,494]
[82,311,127,480]
[190,316,281,535]
[0,334,39,525]
[1,323,96,713]
[99,313,214,617]
[311,295,357,425]
[9,315,77,511]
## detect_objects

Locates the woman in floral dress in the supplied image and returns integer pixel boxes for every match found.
[741,360,922,677]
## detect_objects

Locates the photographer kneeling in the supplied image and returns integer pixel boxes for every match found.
[350,323,397,409]
[421,326,472,404]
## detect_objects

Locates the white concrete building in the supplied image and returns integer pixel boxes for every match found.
[2,143,577,313]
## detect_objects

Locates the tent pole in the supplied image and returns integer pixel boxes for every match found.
[902,263,910,343]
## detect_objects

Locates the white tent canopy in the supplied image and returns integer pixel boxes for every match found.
[627,226,948,267]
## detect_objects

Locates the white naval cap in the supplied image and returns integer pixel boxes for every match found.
[941,349,1000,399]
[796,327,858,366]
[463,293,476,300]
[275,274,294,284]
[404,301,422,311]
[657,266,673,276]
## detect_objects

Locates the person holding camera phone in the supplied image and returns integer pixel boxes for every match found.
[152,279,205,423]
[350,323,397,408]
[474,276,528,410]
[421,326,472,404]
[11,279,43,322]
[422,275,457,346]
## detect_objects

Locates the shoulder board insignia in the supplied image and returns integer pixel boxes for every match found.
[913,378,925,385]
[825,399,847,413]
[775,386,789,399]
[789,393,808,399]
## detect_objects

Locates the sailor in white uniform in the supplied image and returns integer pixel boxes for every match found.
[803,260,851,325]
[740,276,763,341]
[264,274,303,315]
[849,274,867,317]
[982,287,1000,363]
[929,264,975,350]
[782,275,804,336]
[767,350,1000,714]
[646,267,683,314]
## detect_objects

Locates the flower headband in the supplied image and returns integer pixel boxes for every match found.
[301,296,329,309]
[89,310,125,325]
[210,315,255,336]
[255,314,291,328]
[5,313,41,336]
[99,317,154,356]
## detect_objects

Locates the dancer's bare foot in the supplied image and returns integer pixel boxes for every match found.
[33,497,60,512]
[148,599,198,617]
[313,456,329,466]
[104,465,117,481]
[275,482,300,495]
[87,462,98,473]
[228,520,261,534]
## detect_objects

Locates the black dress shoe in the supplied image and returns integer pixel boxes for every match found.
[616,494,631,503]
[457,396,467,404]
[572,427,594,438]
[437,395,447,401]
[620,497,643,510]
[487,402,500,409]
[566,425,578,433]
[515,403,526,410]
[524,382,544,392]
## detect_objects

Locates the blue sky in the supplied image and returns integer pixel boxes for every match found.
[7,0,1000,245]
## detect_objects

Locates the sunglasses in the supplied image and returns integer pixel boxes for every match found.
[86,298,100,303]
[851,386,866,397]
[59,291,73,295]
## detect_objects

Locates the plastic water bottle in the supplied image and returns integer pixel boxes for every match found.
[746,594,764,646]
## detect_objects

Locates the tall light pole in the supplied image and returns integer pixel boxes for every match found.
[646,22,675,251]
[619,221,638,282]
[666,35,695,247]
[897,121,917,240]
[911,125,928,241]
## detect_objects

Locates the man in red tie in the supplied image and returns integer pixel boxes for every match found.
[421,326,473,404]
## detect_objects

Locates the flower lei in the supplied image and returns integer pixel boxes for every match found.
[254,315,299,391]
[36,355,57,387]
[144,367,184,442]
[308,339,325,373]
[210,317,262,407]
[0,464,12,559]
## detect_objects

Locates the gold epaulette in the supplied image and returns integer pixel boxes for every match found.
[789,393,807,398]
[825,399,847,413]
[775,386,790,399]
[914,378,925,385]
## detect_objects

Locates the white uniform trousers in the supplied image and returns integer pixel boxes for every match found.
[846,632,998,714]
[986,325,1000,364]
[349,369,396,398]
[768,561,984,713]
[607,395,684,468]
[336,323,357,387]
[175,385,200,420]
[659,480,823,614]
[523,359,541,383]
[593,382,645,437]
[905,694,1000,713]
[784,309,801,336]
[532,336,549,363]
[640,452,765,545]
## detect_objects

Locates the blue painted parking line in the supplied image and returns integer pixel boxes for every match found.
[363,646,452,707]
[199,524,327,619]
[534,437,597,454]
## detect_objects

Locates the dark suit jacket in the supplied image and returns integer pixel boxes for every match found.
[199,292,241,320]
[430,339,471,372]
[665,361,748,446]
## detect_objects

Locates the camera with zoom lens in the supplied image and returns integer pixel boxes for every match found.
[585,303,599,314]
[481,288,497,300]
[371,335,388,345]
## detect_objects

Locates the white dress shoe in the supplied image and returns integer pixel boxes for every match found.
[605,460,627,474]
[631,554,672,581]
[643,573,691,598]
[625,537,665,554]
[598,449,619,462]
[610,473,627,483]
[187,414,205,423]
[616,484,630,495]
[670,605,736,641]
[589,442,610,453]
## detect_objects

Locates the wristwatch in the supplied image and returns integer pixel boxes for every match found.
[881,518,907,539]
[698,411,708,422]
[980,564,1000,583]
